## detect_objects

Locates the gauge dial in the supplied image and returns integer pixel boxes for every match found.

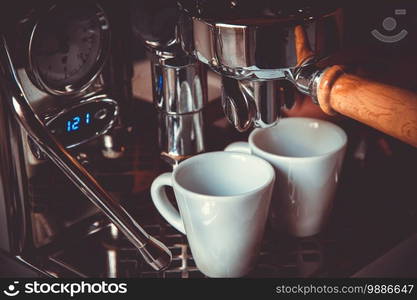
[29,3,110,94]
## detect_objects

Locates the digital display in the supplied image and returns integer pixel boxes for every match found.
[66,113,91,132]
[47,100,117,148]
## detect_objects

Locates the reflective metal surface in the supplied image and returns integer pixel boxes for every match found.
[291,62,325,104]
[222,78,280,132]
[179,3,343,131]
[27,2,111,96]
[130,0,180,51]
[189,10,342,80]
[131,0,208,165]
[152,56,206,162]
[44,96,119,149]
[152,56,206,115]
[158,111,205,165]
[0,37,171,271]
[0,1,172,273]
[0,11,131,222]
[45,215,327,278]
[101,134,125,159]
[0,75,27,255]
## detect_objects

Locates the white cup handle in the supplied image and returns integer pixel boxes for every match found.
[150,172,186,234]
[224,141,251,154]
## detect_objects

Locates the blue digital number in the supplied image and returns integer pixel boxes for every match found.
[66,113,91,133]
[71,116,81,131]
[85,113,91,124]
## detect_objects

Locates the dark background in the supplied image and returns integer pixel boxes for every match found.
[0,0,416,277]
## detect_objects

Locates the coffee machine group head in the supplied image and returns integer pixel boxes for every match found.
[171,1,417,148]
[176,0,343,131]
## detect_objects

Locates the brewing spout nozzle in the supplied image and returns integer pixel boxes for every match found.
[221,77,280,132]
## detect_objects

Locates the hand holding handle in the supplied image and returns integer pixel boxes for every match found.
[151,173,186,234]
[317,65,417,147]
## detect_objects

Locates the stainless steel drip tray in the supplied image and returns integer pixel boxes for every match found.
[47,221,204,278]
[47,219,327,278]
[45,186,417,278]
[40,183,347,278]
[48,224,126,278]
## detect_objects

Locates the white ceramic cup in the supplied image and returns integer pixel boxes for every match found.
[150,151,275,277]
[225,117,347,237]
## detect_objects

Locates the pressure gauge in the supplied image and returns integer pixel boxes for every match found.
[28,3,110,95]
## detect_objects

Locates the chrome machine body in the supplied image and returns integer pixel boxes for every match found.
[0,1,171,276]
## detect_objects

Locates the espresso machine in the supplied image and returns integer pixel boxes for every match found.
[0,0,173,277]
[1,0,416,278]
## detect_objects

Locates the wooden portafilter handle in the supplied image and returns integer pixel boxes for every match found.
[316,65,417,148]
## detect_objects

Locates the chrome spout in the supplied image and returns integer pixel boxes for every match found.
[221,77,282,132]
[151,54,206,164]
